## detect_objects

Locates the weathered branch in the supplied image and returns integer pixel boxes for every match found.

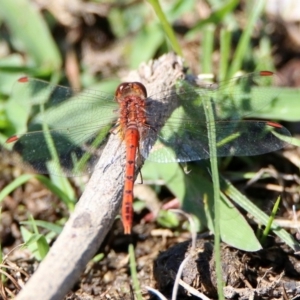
[16,53,186,300]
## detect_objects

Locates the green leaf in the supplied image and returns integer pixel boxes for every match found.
[220,194,261,251]
[36,235,50,259]
[0,55,30,95]
[249,87,300,121]
[20,226,49,260]
[0,0,62,74]
[143,160,186,200]
[142,160,203,229]
[157,210,180,228]
[92,253,104,263]
[228,0,267,78]
[147,0,183,56]
[129,23,165,68]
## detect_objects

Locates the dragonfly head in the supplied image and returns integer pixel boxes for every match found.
[115,82,147,102]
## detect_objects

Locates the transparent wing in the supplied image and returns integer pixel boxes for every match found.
[141,119,290,163]
[140,71,291,162]
[5,78,119,176]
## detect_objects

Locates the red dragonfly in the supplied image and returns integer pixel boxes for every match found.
[4,71,290,234]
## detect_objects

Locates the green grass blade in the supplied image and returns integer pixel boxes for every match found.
[129,244,142,300]
[177,163,262,250]
[187,0,239,37]
[35,175,75,211]
[202,89,224,299]
[0,174,35,202]
[260,196,281,245]
[222,177,300,251]
[271,131,300,148]
[38,102,75,202]
[72,124,111,175]
[219,28,232,81]
[35,175,75,209]
[228,0,266,78]
[0,173,74,209]
[201,25,215,73]
[147,0,183,56]
[21,220,63,235]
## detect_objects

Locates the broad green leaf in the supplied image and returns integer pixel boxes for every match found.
[142,160,186,202]
[20,227,49,260]
[129,23,165,68]
[0,0,62,74]
[249,87,300,121]
[0,55,29,95]
[220,193,261,251]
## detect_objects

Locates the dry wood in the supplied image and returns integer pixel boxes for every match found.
[16,53,186,300]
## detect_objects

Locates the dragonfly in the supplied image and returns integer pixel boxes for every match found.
[4,71,291,234]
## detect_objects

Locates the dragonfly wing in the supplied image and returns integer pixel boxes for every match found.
[5,78,118,176]
[141,119,291,163]
[141,71,290,163]
[7,124,113,176]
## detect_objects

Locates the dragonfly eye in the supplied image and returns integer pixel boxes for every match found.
[132,82,147,98]
[115,82,129,97]
[115,82,147,99]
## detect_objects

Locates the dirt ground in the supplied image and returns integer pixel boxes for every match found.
[1,148,300,299]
